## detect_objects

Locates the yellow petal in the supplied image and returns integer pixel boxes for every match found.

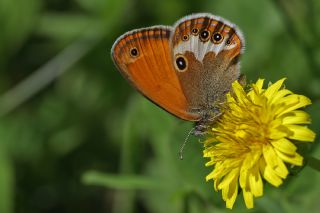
[241,151,261,172]
[243,189,254,209]
[269,127,289,139]
[259,158,283,187]
[263,144,278,169]
[204,137,217,146]
[286,125,316,142]
[273,157,288,179]
[269,89,293,105]
[232,81,247,103]
[218,169,239,190]
[255,79,265,92]
[269,118,283,129]
[205,160,214,166]
[250,87,266,105]
[222,184,229,202]
[276,95,311,117]
[281,110,311,125]
[264,78,286,100]
[239,169,248,189]
[275,149,303,166]
[209,161,233,180]
[225,176,239,209]
[271,138,297,155]
[206,171,215,181]
[214,178,221,191]
[249,166,263,197]
[215,135,233,144]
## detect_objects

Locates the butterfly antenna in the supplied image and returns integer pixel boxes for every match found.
[179,127,195,160]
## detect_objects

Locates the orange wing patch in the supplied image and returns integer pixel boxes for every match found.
[111,27,200,121]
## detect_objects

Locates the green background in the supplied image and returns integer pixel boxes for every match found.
[0,0,319,212]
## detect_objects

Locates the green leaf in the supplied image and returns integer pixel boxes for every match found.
[82,171,161,190]
[38,13,96,44]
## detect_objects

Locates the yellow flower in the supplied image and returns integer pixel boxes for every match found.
[203,78,316,209]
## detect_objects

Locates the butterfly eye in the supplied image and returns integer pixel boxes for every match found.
[212,32,223,44]
[175,54,188,72]
[182,34,189,41]
[191,28,199,35]
[129,47,139,57]
[200,30,210,42]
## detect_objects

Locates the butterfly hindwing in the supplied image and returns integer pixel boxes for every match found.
[170,13,245,114]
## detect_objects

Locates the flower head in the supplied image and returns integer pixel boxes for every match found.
[203,78,316,209]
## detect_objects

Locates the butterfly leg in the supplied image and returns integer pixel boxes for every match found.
[238,74,246,86]
[193,123,209,136]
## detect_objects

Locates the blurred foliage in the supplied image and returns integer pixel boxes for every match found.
[0,0,319,212]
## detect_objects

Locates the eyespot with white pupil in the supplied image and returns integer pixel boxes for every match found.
[191,28,199,35]
[130,47,138,57]
[212,32,223,44]
[175,55,188,72]
[200,30,210,41]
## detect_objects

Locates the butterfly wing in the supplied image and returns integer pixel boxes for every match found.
[170,13,245,113]
[111,26,200,121]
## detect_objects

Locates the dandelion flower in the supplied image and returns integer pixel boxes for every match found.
[203,78,316,209]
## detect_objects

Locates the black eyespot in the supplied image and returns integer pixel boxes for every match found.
[191,28,199,35]
[200,30,210,41]
[226,39,231,45]
[212,32,223,44]
[175,55,188,72]
[130,47,138,57]
[182,35,189,41]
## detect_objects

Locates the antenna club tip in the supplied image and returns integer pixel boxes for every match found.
[179,152,183,160]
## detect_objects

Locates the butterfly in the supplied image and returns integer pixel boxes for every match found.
[111,13,245,134]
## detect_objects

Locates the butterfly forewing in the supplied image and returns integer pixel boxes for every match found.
[111,26,201,121]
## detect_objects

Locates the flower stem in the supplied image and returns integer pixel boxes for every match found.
[307,156,320,172]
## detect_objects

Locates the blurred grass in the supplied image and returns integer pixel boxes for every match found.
[0,0,319,212]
